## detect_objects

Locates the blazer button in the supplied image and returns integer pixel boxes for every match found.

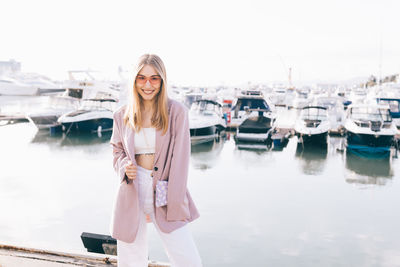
[154,166,158,171]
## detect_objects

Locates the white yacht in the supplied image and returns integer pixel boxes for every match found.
[11,72,64,95]
[294,106,331,145]
[62,70,121,100]
[57,98,117,133]
[235,108,275,143]
[0,76,38,96]
[189,99,226,145]
[344,103,398,157]
[230,90,276,128]
[0,72,64,96]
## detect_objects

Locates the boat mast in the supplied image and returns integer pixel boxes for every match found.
[288,67,293,90]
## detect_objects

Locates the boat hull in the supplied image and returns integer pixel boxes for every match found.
[346,131,394,147]
[235,115,273,143]
[297,131,328,145]
[61,118,113,133]
[190,125,217,144]
[346,131,394,158]
[236,132,270,143]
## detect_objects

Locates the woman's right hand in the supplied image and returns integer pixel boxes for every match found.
[125,161,137,180]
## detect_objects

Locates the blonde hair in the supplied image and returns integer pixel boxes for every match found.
[123,54,169,134]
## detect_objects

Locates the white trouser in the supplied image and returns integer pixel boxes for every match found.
[117,166,202,267]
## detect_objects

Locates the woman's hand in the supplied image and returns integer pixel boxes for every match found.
[125,161,137,180]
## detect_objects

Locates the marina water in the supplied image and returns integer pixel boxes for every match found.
[1,96,400,267]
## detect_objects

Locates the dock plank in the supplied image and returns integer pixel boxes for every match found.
[0,244,170,267]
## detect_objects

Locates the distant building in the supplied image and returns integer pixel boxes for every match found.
[0,59,21,74]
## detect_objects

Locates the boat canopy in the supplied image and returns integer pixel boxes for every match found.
[300,106,328,121]
[232,98,270,112]
[190,99,222,115]
[350,106,392,122]
[79,99,116,111]
[376,98,400,118]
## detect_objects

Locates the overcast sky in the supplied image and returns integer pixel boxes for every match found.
[1,0,399,86]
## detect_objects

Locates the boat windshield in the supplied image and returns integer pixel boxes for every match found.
[184,94,202,108]
[190,101,217,115]
[297,92,308,99]
[300,108,327,121]
[80,100,115,111]
[350,107,392,122]
[233,98,270,111]
[316,98,338,109]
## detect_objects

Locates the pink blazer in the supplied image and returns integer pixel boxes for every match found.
[109,98,200,243]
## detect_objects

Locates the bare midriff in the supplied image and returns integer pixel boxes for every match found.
[135,154,155,171]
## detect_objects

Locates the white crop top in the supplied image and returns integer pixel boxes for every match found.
[134,127,156,155]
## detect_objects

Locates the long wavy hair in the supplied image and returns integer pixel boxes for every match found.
[123,54,169,134]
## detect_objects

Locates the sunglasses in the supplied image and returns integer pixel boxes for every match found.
[135,75,162,85]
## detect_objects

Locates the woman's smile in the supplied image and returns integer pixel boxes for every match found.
[142,88,156,95]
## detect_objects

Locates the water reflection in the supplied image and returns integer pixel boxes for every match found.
[295,142,328,175]
[191,139,225,170]
[60,132,112,146]
[234,134,272,152]
[31,130,112,147]
[235,142,271,152]
[344,151,393,185]
[271,137,289,151]
[328,136,346,155]
[31,130,64,145]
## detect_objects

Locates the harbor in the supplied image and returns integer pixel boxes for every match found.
[1,85,400,266]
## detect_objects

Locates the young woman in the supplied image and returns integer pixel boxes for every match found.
[109,54,202,267]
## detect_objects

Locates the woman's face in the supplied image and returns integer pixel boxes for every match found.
[135,64,162,102]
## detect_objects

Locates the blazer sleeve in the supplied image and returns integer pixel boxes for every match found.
[166,107,191,221]
[110,111,129,183]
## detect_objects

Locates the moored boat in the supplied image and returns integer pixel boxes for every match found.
[230,90,275,128]
[235,109,275,144]
[344,103,398,157]
[57,98,116,134]
[189,99,226,145]
[294,106,331,145]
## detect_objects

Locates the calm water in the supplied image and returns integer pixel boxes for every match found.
[1,96,400,267]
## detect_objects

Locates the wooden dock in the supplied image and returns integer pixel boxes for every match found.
[0,244,170,267]
[0,113,29,125]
